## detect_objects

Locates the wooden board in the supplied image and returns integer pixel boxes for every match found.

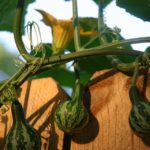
[71,69,150,150]
[0,77,69,150]
[0,69,150,150]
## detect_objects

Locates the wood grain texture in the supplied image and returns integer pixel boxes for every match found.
[71,69,150,150]
[0,77,69,150]
[0,69,150,150]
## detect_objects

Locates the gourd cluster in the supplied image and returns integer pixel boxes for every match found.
[128,56,150,138]
[101,28,150,139]
[3,55,150,150]
[2,28,150,150]
[3,61,89,150]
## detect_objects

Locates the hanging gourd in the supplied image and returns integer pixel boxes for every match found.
[129,57,150,138]
[54,62,89,133]
[5,100,41,150]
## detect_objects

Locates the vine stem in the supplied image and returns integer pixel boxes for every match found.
[14,0,34,62]
[0,65,26,91]
[0,58,42,95]
[14,0,150,66]
[131,57,141,86]
[43,42,145,65]
[72,0,81,51]
[98,0,105,32]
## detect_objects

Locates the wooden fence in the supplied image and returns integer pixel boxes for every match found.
[0,69,150,150]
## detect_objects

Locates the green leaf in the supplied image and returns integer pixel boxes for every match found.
[0,0,35,32]
[33,66,75,87]
[0,45,18,75]
[67,17,135,86]
[30,43,53,57]
[64,0,113,7]
[116,0,150,21]
[91,0,113,7]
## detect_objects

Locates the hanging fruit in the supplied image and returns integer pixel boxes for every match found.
[5,100,41,150]
[129,57,150,138]
[54,62,89,133]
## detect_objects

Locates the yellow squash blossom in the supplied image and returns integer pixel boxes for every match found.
[36,9,98,54]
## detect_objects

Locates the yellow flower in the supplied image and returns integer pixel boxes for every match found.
[36,9,98,54]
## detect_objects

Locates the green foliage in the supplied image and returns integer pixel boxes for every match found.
[29,17,136,88]
[0,0,149,88]
[0,45,18,76]
[116,0,150,21]
[67,17,135,86]
[0,0,35,32]
[64,0,113,7]
[34,66,75,87]
[92,0,113,7]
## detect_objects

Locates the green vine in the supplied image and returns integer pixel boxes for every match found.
[1,0,150,149]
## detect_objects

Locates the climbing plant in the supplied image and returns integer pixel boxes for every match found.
[1,0,150,149]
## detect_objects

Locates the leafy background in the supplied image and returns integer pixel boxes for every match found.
[1,0,149,32]
[0,0,150,88]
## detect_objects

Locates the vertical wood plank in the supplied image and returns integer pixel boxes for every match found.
[71,69,150,150]
[0,77,69,150]
[1,70,150,150]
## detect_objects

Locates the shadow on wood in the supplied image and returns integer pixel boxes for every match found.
[1,70,150,150]
[70,69,150,150]
[72,86,99,144]
[0,78,69,150]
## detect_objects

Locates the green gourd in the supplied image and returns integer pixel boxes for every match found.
[54,78,89,133]
[129,85,150,137]
[5,100,41,150]
[128,56,150,138]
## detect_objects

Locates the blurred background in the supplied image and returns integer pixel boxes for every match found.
[1,0,150,81]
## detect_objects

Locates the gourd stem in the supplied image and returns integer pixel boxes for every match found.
[131,57,141,86]
[72,0,81,51]
[71,79,83,103]
[12,100,26,124]
[73,60,80,80]
[71,60,83,103]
